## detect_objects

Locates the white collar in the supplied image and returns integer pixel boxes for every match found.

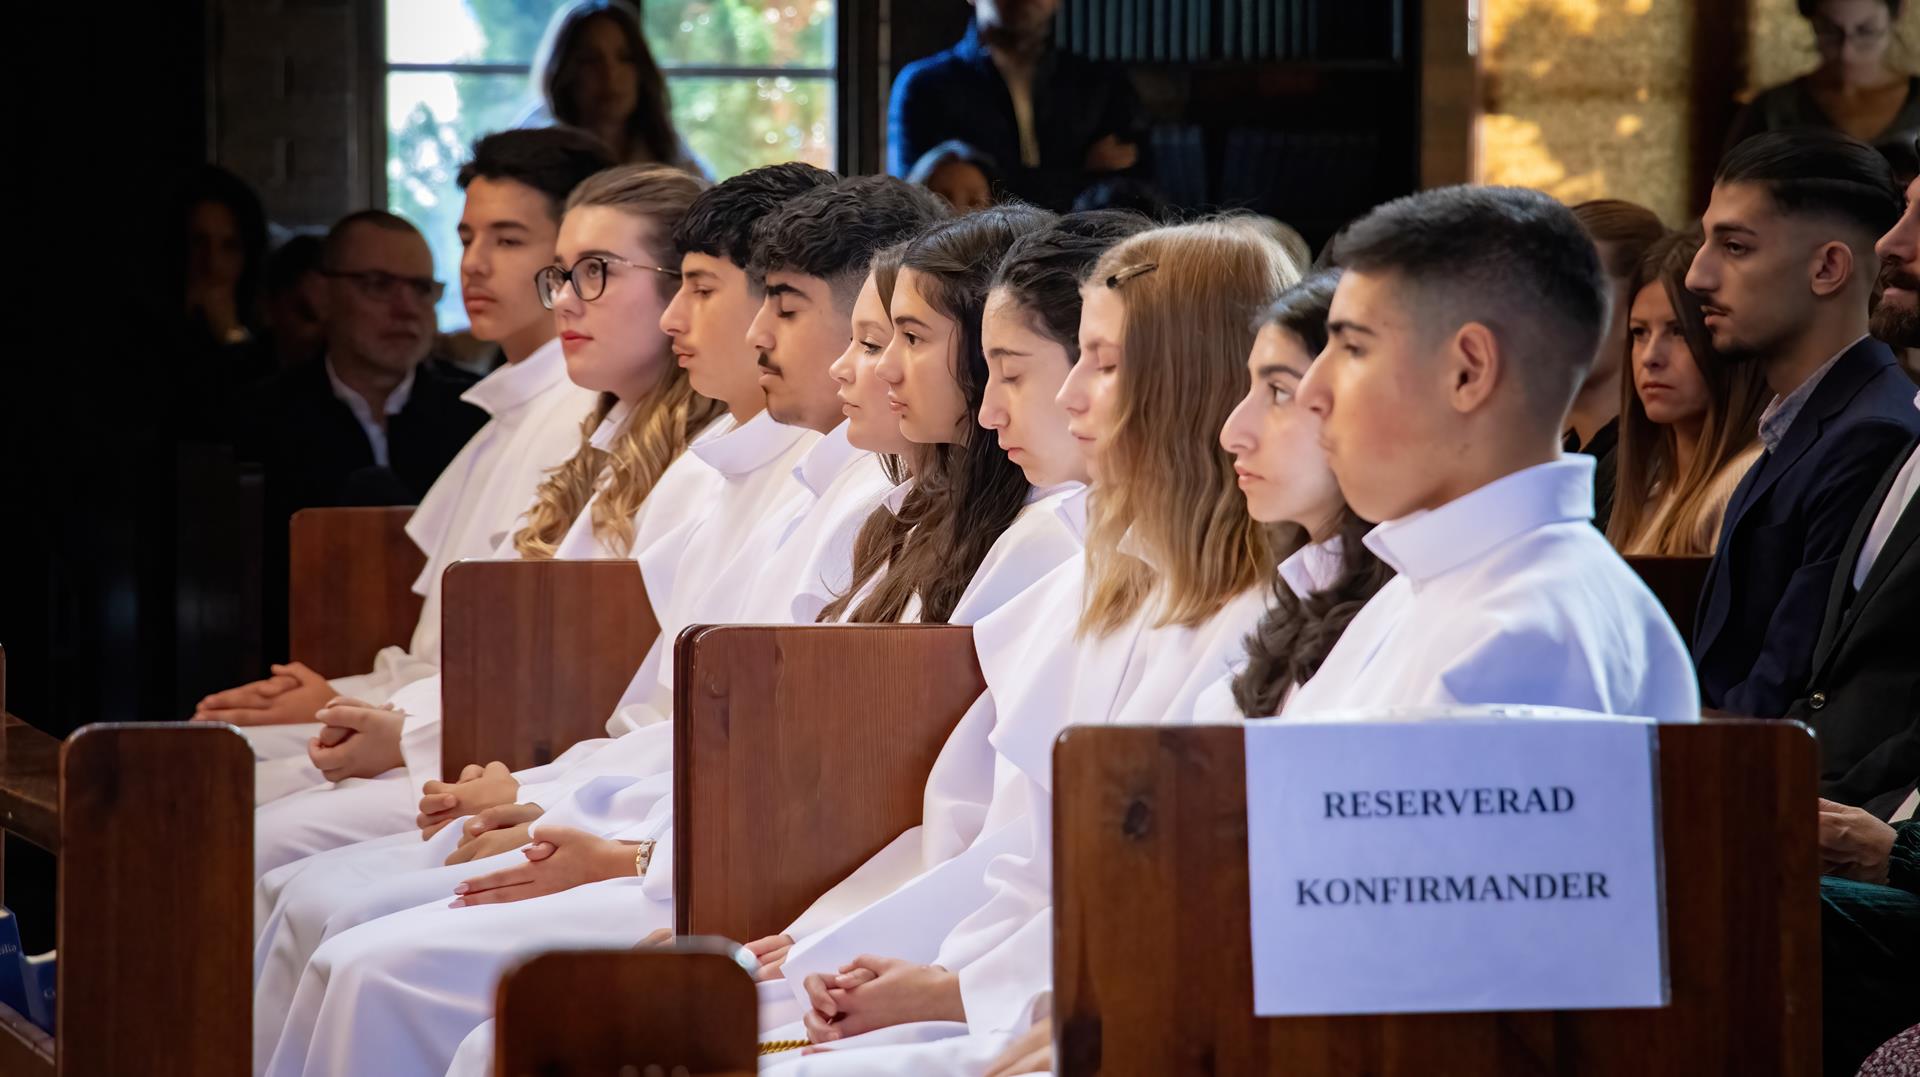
[794,421,868,497]
[459,337,566,417]
[588,397,637,451]
[689,408,814,479]
[1278,535,1345,598]
[324,354,414,419]
[1362,457,1595,591]
[883,477,917,515]
[1051,483,1092,541]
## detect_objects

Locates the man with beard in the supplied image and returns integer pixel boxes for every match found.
[1784,161,1920,817]
[1684,130,1920,723]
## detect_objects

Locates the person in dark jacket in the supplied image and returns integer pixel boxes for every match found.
[1685,131,1920,722]
[887,0,1143,211]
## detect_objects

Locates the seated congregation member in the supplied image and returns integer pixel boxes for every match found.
[1568,199,1667,530]
[246,163,723,878]
[731,211,1156,996]
[762,218,1303,1073]
[196,130,612,783]
[250,161,838,1071]
[254,174,957,1077]
[1784,169,1920,815]
[1283,185,1701,719]
[1686,130,1920,720]
[1215,270,1395,719]
[1815,795,1919,1074]
[1608,228,1771,556]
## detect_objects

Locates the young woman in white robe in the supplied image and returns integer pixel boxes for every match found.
[262,204,1100,1077]
[758,219,1306,1073]
[247,163,831,1071]
[194,128,618,796]
[244,165,724,880]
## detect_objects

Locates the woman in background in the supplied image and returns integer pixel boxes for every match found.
[528,0,706,176]
[1607,229,1771,556]
[1727,0,1918,158]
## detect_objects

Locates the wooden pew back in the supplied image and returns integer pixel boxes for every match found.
[674,624,984,942]
[1051,720,1820,1076]
[287,507,424,676]
[439,560,657,778]
[1624,555,1711,638]
[493,942,756,1077]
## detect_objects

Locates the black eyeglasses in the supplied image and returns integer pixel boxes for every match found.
[1105,262,1158,289]
[535,254,682,309]
[323,269,445,304]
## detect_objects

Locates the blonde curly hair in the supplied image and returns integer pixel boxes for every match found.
[512,163,725,558]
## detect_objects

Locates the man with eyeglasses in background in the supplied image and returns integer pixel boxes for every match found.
[237,209,490,657]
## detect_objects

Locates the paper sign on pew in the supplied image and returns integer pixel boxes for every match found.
[1244,710,1667,1016]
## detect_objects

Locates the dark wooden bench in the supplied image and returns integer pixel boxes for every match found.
[287,506,425,678]
[0,713,253,1076]
[439,559,658,778]
[493,940,757,1077]
[1051,720,1820,1076]
[1625,555,1712,638]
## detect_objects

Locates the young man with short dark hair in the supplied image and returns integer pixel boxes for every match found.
[1685,129,1920,720]
[1285,184,1700,720]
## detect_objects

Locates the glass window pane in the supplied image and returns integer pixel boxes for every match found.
[388,0,567,65]
[671,75,834,179]
[388,71,545,329]
[644,0,834,69]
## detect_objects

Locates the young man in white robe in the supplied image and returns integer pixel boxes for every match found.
[255,175,971,1077]
[775,190,1703,1075]
[191,128,611,803]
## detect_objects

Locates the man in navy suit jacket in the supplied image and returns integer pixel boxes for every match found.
[1686,131,1920,720]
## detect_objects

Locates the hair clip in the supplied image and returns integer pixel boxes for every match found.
[1105,262,1158,289]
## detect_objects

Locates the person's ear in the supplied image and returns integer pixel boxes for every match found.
[1808,239,1856,299]
[1447,322,1501,415]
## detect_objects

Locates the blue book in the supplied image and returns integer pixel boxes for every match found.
[20,950,54,1033]
[0,908,26,1019]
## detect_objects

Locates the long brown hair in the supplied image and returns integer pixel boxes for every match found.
[513,164,724,558]
[1080,218,1303,636]
[820,205,1054,623]
[535,0,682,166]
[1606,228,1771,555]
[1231,271,1396,717]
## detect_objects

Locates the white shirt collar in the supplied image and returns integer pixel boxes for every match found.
[883,477,917,515]
[1278,535,1346,598]
[1052,484,1092,541]
[794,421,867,497]
[588,397,637,451]
[690,408,815,479]
[324,353,414,420]
[459,337,566,418]
[1363,457,1596,591]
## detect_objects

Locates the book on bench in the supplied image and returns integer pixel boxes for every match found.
[0,908,25,1019]
[20,950,54,1033]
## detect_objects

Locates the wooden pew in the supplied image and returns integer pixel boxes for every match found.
[287,506,424,678]
[492,625,982,1067]
[1051,720,1821,1076]
[439,560,658,778]
[674,624,985,941]
[0,720,253,1077]
[493,940,758,1077]
[1625,555,1711,637]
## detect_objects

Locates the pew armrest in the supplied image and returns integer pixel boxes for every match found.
[0,717,59,852]
[494,942,757,1077]
[439,559,657,779]
[287,507,425,676]
[674,624,984,943]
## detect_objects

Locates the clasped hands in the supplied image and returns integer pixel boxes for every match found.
[1818,797,1897,885]
[190,660,336,726]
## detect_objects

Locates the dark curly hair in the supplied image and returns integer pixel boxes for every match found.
[748,174,950,303]
[1230,270,1396,717]
[457,127,616,222]
[989,209,1154,359]
[672,162,835,266]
